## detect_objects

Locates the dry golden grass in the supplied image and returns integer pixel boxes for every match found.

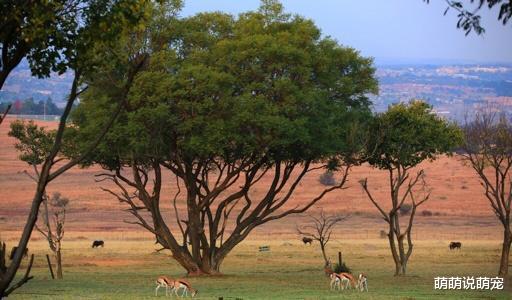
[1,117,511,298]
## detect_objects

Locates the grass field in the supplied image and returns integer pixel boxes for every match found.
[1,118,511,299]
[6,237,511,299]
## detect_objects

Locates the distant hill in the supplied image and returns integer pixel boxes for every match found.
[2,60,512,120]
[0,60,73,107]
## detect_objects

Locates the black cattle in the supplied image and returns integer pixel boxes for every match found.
[91,240,104,248]
[449,241,462,250]
[9,246,28,260]
[302,237,313,245]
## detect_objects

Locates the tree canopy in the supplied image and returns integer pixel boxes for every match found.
[365,100,463,170]
[74,0,378,170]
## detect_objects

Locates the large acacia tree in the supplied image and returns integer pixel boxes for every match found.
[72,0,378,275]
[361,101,462,276]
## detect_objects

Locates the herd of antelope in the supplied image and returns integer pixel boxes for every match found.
[155,276,198,298]
[154,271,367,297]
[324,261,368,293]
[329,272,368,292]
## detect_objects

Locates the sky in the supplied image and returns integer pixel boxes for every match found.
[181,0,512,64]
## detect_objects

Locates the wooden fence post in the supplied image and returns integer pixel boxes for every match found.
[46,254,55,279]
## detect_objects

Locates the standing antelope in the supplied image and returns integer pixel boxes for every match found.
[155,275,174,296]
[172,279,198,297]
[357,273,368,292]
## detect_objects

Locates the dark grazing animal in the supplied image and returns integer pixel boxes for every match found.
[9,246,28,260]
[302,237,313,245]
[91,240,105,248]
[449,241,462,250]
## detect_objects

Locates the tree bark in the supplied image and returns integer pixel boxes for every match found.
[56,250,63,279]
[320,242,328,266]
[498,227,511,276]
[45,254,55,279]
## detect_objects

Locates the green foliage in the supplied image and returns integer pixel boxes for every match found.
[333,262,351,274]
[365,100,463,170]
[71,0,378,170]
[424,0,511,35]
[8,120,55,165]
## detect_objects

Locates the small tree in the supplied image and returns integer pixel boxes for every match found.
[296,210,349,266]
[360,100,462,276]
[36,193,69,279]
[460,110,512,276]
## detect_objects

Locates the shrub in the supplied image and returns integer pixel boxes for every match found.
[421,210,433,217]
[399,203,412,215]
[333,262,351,274]
[319,171,336,186]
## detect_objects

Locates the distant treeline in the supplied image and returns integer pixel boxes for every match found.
[0,98,63,115]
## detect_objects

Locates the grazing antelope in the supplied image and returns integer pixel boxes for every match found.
[329,273,341,290]
[449,241,462,250]
[173,279,198,297]
[338,272,357,290]
[155,276,174,296]
[329,272,353,291]
[357,273,368,292]
[302,237,313,245]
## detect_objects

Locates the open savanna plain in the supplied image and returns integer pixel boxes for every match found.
[1,117,511,299]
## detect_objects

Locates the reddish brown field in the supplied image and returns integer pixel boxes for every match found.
[0,117,504,241]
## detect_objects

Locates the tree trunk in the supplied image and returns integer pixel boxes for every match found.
[0,180,46,297]
[388,230,408,276]
[56,250,63,279]
[498,227,511,276]
[320,242,329,266]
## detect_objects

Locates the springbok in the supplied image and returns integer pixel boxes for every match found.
[338,272,357,290]
[172,279,198,297]
[329,273,341,290]
[357,273,368,292]
[155,275,174,296]
[329,272,353,291]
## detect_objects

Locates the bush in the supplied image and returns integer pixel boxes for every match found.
[399,203,412,215]
[421,210,433,217]
[333,262,351,274]
[319,171,336,186]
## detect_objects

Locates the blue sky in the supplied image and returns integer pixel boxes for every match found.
[181,0,512,64]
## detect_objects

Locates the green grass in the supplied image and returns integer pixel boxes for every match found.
[8,239,512,299]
